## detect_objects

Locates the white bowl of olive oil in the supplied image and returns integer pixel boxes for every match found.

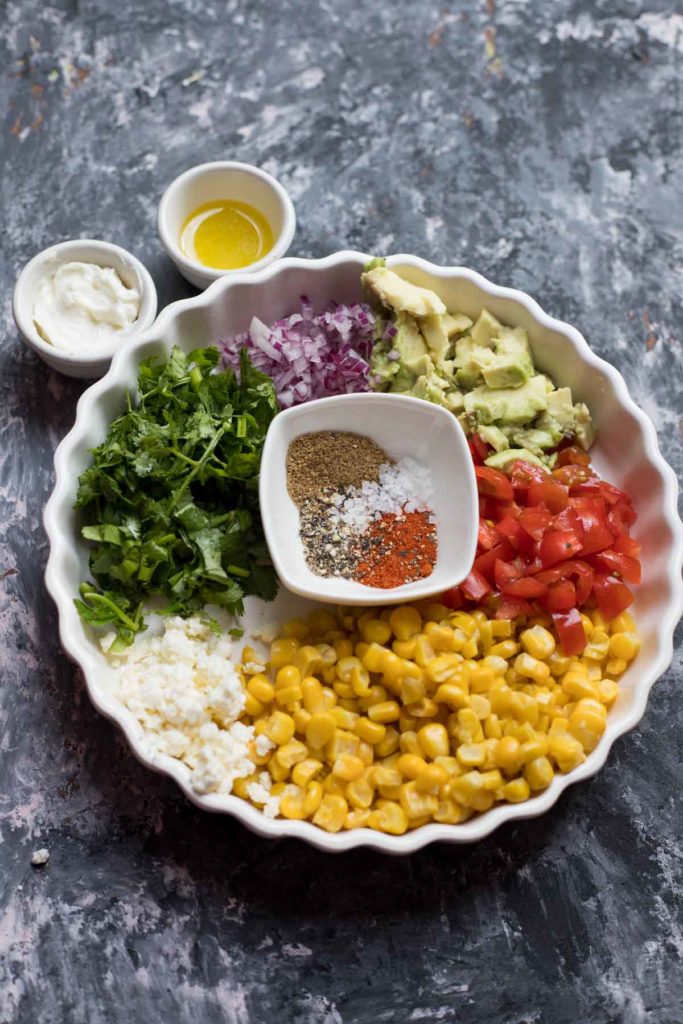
[157,161,297,289]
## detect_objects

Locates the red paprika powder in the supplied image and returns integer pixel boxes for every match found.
[354,510,437,588]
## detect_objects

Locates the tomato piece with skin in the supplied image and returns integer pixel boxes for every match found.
[475,465,514,502]
[539,529,583,568]
[527,480,570,514]
[534,560,594,605]
[509,460,549,490]
[552,464,594,488]
[592,549,641,585]
[461,569,492,602]
[613,533,642,559]
[474,540,516,584]
[593,574,634,619]
[477,519,500,551]
[496,514,535,555]
[495,594,533,620]
[608,502,637,536]
[541,579,577,612]
[469,434,491,465]
[556,445,591,467]
[553,608,588,655]
[518,506,555,541]
[441,586,464,610]
[494,559,548,599]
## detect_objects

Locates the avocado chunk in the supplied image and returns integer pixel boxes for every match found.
[454,334,486,389]
[574,402,595,449]
[506,426,559,453]
[412,374,447,404]
[471,309,504,346]
[485,448,548,472]
[421,314,451,362]
[362,266,446,317]
[477,328,534,389]
[477,424,510,452]
[443,312,473,337]
[546,387,575,430]
[393,312,429,372]
[464,374,549,425]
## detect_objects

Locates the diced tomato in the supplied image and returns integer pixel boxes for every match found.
[496,566,548,600]
[477,519,500,551]
[556,445,591,467]
[509,460,549,490]
[552,464,593,488]
[542,579,577,612]
[539,529,583,567]
[607,502,637,536]
[527,479,569,514]
[469,434,491,464]
[495,594,533,620]
[535,560,594,604]
[552,608,587,655]
[461,569,492,602]
[518,506,554,541]
[592,549,641,585]
[613,534,642,559]
[474,466,514,502]
[496,514,535,554]
[567,496,613,554]
[593,574,634,619]
[474,540,515,583]
[441,586,464,610]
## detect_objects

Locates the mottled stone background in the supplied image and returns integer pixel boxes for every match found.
[1,1,682,1022]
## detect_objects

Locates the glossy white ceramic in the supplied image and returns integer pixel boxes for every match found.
[43,252,683,853]
[157,161,296,289]
[259,392,478,604]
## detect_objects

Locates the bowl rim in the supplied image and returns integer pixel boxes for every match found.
[258,390,479,604]
[12,238,158,366]
[157,160,297,282]
[43,250,683,854]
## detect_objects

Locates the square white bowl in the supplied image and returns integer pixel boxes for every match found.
[258,392,478,604]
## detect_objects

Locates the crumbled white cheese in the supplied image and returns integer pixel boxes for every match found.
[246,771,281,818]
[250,621,278,644]
[254,733,275,758]
[113,617,257,797]
[31,848,49,866]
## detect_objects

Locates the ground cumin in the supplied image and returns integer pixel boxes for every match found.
[286,431,389,505]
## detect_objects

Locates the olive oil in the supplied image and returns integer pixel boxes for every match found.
[180,199,274,270]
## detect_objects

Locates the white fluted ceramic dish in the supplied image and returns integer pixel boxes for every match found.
[44,252,683,854]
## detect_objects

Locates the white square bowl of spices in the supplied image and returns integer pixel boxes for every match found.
[259,392,478,604]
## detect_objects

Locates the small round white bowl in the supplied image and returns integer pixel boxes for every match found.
[259,392,478,604]
[12,239,158,379]
[43,252,683,854]
[157,161,297,290]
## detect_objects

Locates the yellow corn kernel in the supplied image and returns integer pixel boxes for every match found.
[524,756,554,790]
[233,774,257,799]
[518,735,550,764]
[502,777,530,803]
[469,665,495,693]
[480,769,504,791]
[456,743,486,768]
[484,714,503,739]
[579,613,594,639]
[283,618,309,640]
[461,636,479,659]
[399,676,426,706]
[519,624,555,660]
[489,639,519,659]
[370,765,403,790]
[359,643,385,674]
[279,784,308,819]
[331,706,359,731]
[567,701,606,752]
[352,717,383,745]
[389,606,422,641]
[417,722,450,759]
[326,729,360,762]
[433,683,469,709]
[396,753,428,779]
[247,675,275,704]
[322,667,337,686]
[244,693,265,717]
[291,758,322,787]
[605,658,627,678]
[548,717,569,737]
[316,642,337,667]
[415,763,448,794]
[344,808,371,829]
[392,638,417,660]
[561,672,599,702]
[300,781,321,816]
[368,700,401,724]
[490,619,513,638]
[495,735,521,771]
[333,637,354,661]
[359,618,391,645]
[375,725,400,758]
[609,631,640,662]
[451,771,492,811]
[312,794,348,833]
[305,712,336,749]
[424,622,456,652]
[330,753,364,782]
[264,711,296,746]
[294,645,323,677]
[308,608,338,634]
[597,678,620,707]
[453,708,484,745]
[407,698,438,719]
[548,651,572,678]
[322,774,347,797]
[609,611,636,634]
[514,653,551,683]
[300,677,323,712]
[433,798,467,824]
[469,694,492,720]
[549,734,585,773]
[369,801,408,835]
[336,655,365,684]
[346,776,374,810]
[399,781,439,819]
[333,681,355,700]
[269,637,299,669]
[275,685,303,706]
[274,740,308,770]
[413,636,437,667]
[582,634,610,661]
[399,730,421,755]
[268,756,290,782]
[358,685,388,712]
[319,686,338,710]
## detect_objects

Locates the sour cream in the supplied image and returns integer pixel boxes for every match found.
[32,261,141,356]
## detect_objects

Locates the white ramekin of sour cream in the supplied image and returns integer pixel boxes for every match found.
[12,240,157,378]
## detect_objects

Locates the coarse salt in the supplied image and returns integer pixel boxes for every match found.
[330,457,434,534]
